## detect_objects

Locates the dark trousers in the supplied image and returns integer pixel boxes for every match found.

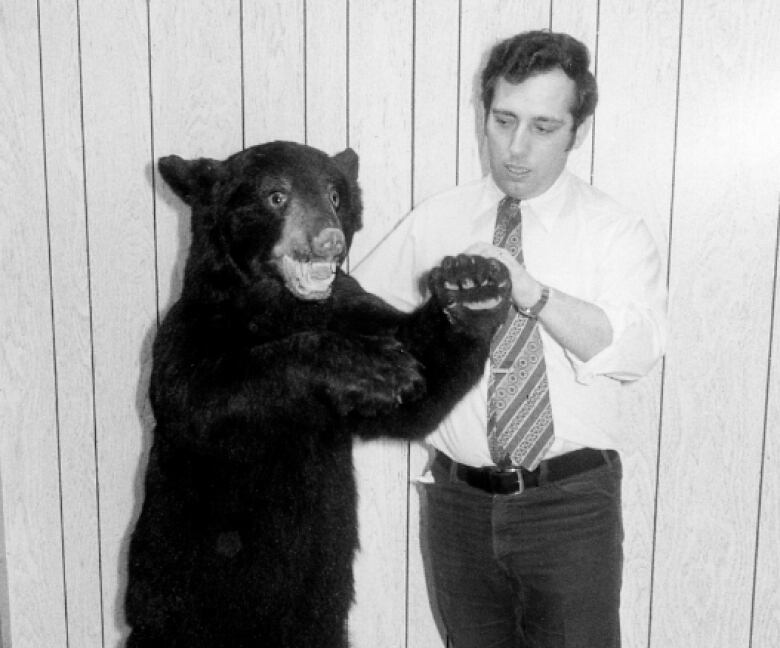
[423,450,623,648]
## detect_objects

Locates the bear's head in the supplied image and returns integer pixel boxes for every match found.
[159,141,362,303]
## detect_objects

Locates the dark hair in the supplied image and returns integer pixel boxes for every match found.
[480,30,598,128]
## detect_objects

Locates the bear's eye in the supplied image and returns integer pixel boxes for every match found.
[267,191,287,208]
[329,189,340,209]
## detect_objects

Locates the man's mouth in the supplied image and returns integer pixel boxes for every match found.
[280,254,338,300]
[505,164,531,179]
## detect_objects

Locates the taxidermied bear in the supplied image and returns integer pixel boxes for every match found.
[124,141,510,648]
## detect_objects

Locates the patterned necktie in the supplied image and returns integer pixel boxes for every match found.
[487,197,554,470]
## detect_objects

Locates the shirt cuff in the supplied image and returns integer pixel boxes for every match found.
[566,301,660,385]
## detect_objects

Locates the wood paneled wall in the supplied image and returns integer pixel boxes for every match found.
[1,1,779,647]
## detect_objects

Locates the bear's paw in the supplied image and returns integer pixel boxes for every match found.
[428,254,512,337]
[325,336,425,416]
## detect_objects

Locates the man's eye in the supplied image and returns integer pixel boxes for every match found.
[267,191,287,208]
[329,189,340,208]
[534,122,559,135]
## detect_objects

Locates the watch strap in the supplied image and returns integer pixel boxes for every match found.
[518,285,550,318]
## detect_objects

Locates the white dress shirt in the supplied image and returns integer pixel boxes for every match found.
[351,170,667,467]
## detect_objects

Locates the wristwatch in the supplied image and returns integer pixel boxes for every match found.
[517,285,550,318]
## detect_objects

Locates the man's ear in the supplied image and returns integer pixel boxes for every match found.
[569,115,593,151]
[158,155,223,206]
[331,148,359,182]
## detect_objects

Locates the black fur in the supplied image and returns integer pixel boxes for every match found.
[124,141,510,648]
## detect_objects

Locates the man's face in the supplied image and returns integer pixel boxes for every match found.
[485,69,589,200]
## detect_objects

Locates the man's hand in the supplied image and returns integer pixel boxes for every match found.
[464,242,542,312]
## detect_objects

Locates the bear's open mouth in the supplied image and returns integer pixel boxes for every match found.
[280,254,338,300]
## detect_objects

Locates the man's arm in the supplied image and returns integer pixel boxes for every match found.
[530,279,613,362]
[466,241,611,361]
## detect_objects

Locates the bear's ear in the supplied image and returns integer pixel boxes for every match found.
[331,148,359,182]
[158,155,223,206]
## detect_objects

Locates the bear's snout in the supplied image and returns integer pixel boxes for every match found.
[311,227,345,260]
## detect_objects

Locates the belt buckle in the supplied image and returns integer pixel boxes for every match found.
[490,467,524,495]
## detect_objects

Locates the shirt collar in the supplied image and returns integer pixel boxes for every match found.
[480,170,572,232]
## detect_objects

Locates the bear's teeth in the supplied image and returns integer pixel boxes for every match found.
[281,255,336,299]
[309,261,335,281]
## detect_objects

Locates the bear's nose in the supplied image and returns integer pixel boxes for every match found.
[311,227,345,259]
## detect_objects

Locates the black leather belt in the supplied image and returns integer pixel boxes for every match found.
[435,448,617,495]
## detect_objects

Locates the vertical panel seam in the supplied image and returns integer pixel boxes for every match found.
[75,1,106,644]
[455,0,462,186]
[240,0,246,150]
[37,0,70,644]
[647,2,684,647]
[344,0,351,275]
[345,0,350,149]
[146,0,159,328]
[663,0,684,293]
[406,9,417,645]
[410,0,416,211]
[303,0,308,145]
[748,198,780,648]
[589,0,600,185]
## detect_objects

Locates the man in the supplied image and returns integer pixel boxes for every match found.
[352,30,666,647]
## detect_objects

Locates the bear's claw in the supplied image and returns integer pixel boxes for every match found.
[428,254,512,337]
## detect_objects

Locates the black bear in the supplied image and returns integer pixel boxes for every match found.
[124,141,510,648]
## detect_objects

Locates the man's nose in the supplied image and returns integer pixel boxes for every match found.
[508,126,531,156]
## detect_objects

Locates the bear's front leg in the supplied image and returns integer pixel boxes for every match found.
[345,254,513,442]
[287,332,426,417]
[327,335,427,416]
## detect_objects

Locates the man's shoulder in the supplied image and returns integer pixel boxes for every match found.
[566,172,642,228]
[412,177,489,218]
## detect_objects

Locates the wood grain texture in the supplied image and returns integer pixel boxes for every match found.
[411,0,460,208]
[0,1,67,647]
[4,3,780,647]
[304,0,348,154]
[347,0,414,266]
[243,0,305,146]
[752,208,780,647]
[77,1,157,643]
[38,0,103,645]
[651,1,780,646]
[457,0,550,184]
[150,0,243,314]
[347,1,414,646]
[591,2,680,646]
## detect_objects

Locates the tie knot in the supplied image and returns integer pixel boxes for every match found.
[494,196,522,249]
[500,196,521,211]
[499,196,521,224]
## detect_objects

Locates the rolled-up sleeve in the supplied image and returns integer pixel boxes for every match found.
[568,217,667,385]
